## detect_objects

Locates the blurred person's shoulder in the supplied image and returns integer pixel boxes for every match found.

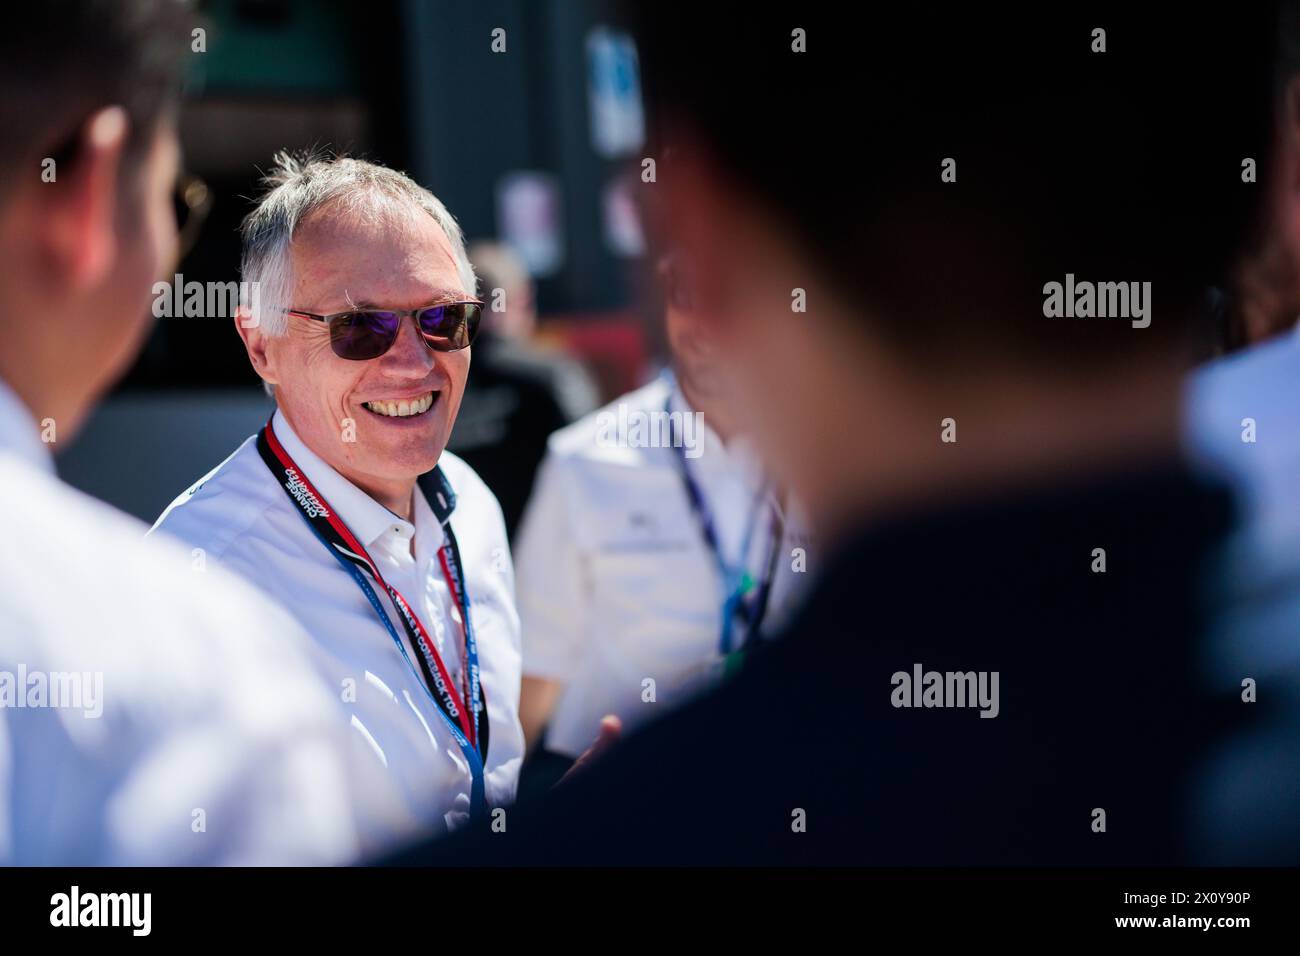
[1,447,330,698]
[150,433,284,559]
[544,376,671,466]
[0,449,345,748]
[1186,331,1300,520]
[0,451,359,863]
[1187,331,1300,435]
[1186,333,1300,702]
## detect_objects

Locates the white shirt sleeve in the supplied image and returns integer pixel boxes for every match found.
[515,452,588,682]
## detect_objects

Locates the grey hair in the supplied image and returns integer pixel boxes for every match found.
[240,150,477,340]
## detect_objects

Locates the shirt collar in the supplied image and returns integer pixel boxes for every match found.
[271,407,415,550]
[416,463,458,526]
[411,479,448,559]
[0,377,54,475]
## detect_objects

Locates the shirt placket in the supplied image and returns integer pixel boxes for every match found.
[372,524,427,676]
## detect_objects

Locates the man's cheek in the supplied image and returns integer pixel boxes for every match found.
[453,351,471,382]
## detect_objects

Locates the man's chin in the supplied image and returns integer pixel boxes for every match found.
[349,404,454,478]
[363,432,447,477]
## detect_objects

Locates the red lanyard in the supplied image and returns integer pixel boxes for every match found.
[258,421,483,751]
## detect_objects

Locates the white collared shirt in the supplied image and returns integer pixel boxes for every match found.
[151,408,524,842]
[516,375,811,758]
[0,380,363,864]
[1186,331,1300,576]
[1184,329,1300,861]
[1185,330,1300,655]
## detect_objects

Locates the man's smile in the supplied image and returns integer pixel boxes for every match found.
[361,390,439,419]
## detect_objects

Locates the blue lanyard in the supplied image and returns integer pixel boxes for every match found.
[663,387,783,655]
[256,423,488,820]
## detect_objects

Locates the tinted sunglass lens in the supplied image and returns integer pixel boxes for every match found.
[330,311,400,360]
[417,303,480,351]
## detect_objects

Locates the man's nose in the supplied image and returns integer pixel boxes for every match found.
[378,313,435,376]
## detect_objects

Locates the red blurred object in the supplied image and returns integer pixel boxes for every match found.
[538,311,650,402]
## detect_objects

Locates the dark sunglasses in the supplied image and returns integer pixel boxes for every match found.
[284,301,483,361]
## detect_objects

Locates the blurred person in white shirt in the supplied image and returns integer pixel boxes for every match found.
[516,253,811,782]
[1183,3,1300,862]
[450,240,600,538]
[0,0,377,864]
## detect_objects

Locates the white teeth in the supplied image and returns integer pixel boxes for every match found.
[364,392,434,418]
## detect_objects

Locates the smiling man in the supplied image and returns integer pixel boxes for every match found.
[152,152,525,841]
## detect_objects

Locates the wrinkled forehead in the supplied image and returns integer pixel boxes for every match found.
[289,201,466,312]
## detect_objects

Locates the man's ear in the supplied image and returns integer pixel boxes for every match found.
[41,106,129,291]
[234,308,280,388]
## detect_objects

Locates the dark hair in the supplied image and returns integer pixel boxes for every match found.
[1219,0,1300,350]
[0,0,193,192]
[630,6,1277,366]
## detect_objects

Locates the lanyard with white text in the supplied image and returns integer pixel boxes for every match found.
[256,420,488,816]
[665,393,784,656]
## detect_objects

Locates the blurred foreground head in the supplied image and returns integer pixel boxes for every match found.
[0,0,191,441]
[657,251,744,438]
[630,5,1277,536]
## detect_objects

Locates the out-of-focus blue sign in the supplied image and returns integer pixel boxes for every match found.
[586,26,645,159]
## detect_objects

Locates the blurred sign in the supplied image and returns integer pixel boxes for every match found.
[586,27,645,159]
[496,171,564,277]
[602,176,645,257]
